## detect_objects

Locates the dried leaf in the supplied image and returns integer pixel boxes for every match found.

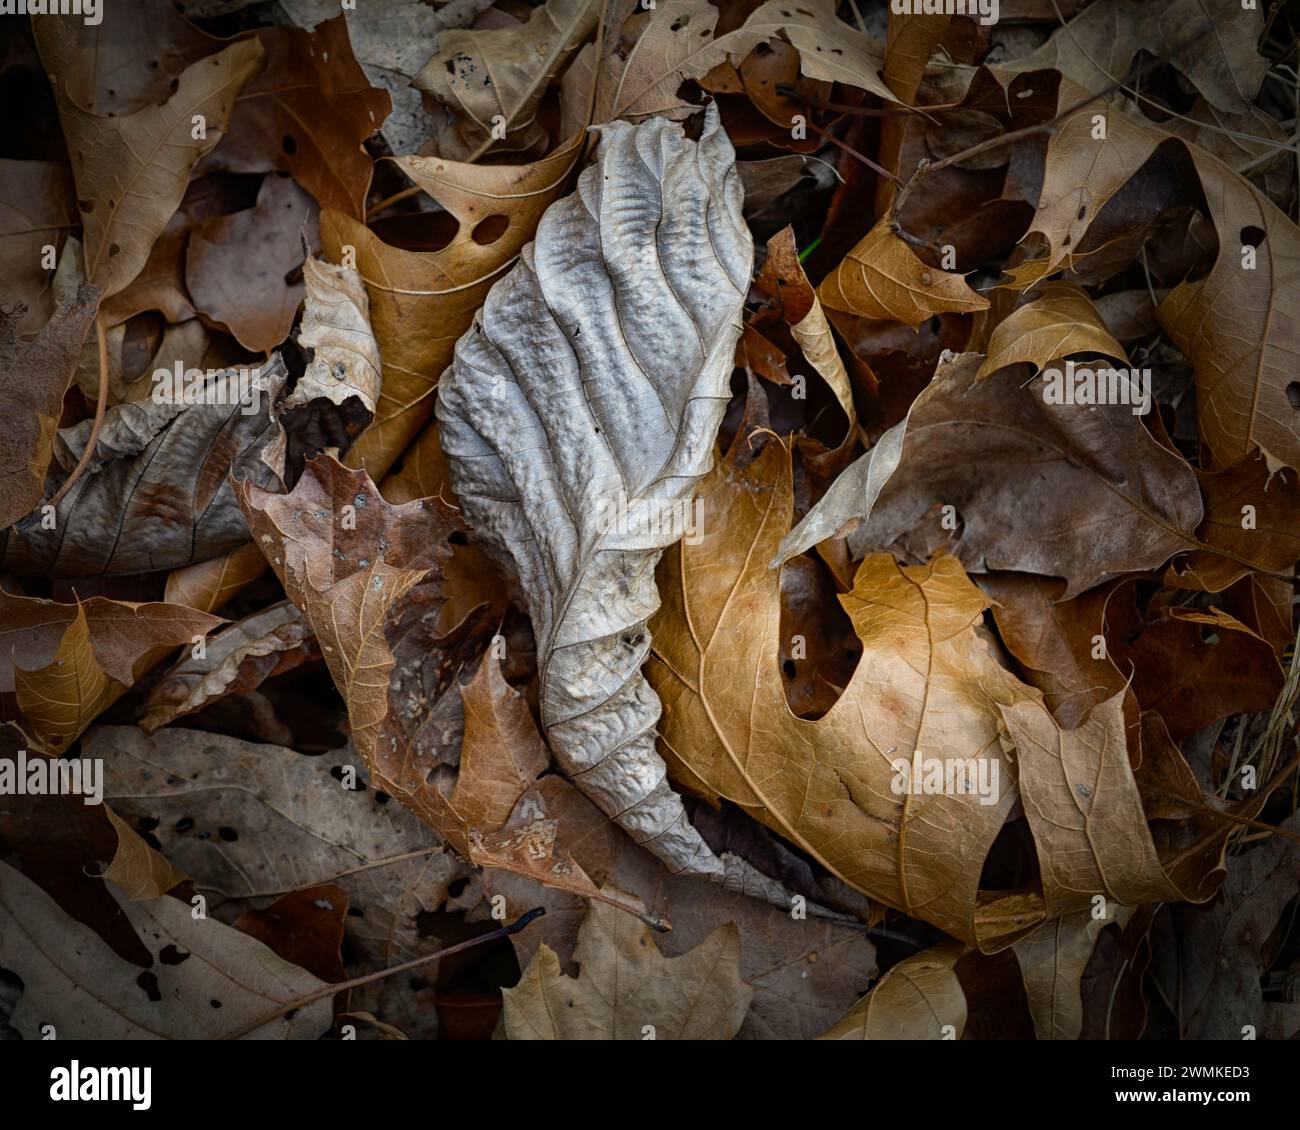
[0,282,99,531]
[649,438,1046,947]
[818,942,966,1040]
[101,804,188,901]
[38,35,264,298]
[0,159,77,334]
[201,16,390,219]
[438,107,789,896]
[1,359,288,576]
[414,0,598,159]
[839,352,1202,597]
[0,859,331,1039]
[85,724,471,1038]
[817,216,990,326]
[994,0,1267,114]
[319,134,581,478]
[185,174,317,354]
[503,888,754,1040]
[138,600,318,733]
[281,255,381,417]
[583,0,894,125]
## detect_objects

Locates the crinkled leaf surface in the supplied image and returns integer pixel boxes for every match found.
[437,107,794,899]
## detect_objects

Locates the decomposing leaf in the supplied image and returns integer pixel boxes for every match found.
[1,359,288,576]
[0,282,99,532]
[0,159,77,334]
[437,106,792,897]
[280,254,381,418]
[0,859,331,1039]
[994,0,1267,114]
[319,133,581,478]
[1150,812,1300,1040]
[138,600,319,733]
[503,887,754,1040]
[185,174,318,354]
[84,724,471,1038]
[818,942,966,1040]
[101,804,188,902]
[200,16,390,219]
[414,0,598,159]
[38,34,265,298]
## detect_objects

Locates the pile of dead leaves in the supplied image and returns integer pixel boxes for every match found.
[1,0,1299,1042]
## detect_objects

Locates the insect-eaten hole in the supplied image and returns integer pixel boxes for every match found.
[159,945,190,966]
[1287,382,1300,410]
[282,134,297,155]
[136,971,162,1003]
[471,214,509,245]
[1241,225,1265,249]
[217,825,238,842]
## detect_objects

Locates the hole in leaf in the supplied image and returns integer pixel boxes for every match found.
[471,214,509,245]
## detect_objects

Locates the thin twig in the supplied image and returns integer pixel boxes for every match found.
[219,907,546,1041]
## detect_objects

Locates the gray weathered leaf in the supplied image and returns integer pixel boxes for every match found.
[437,106,782,897]
[0,858,331,1040]
[0,359,287,576]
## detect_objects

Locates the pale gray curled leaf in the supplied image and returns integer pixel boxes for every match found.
[0,359,287,576]
[772,414,907,569]
[0,858,331,1040]
[138,600,319,733]
[437,105,788,900]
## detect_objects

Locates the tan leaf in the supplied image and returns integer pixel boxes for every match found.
[1012,906,1133,1040]
[138,600,319,733]
[281,255,381,417]
[414,0,598,159]
[1001,693,1183,916]
[503,888,754,1040]
[164,541,270,614]
[0,590,223,692]
[15,604,120,755]
[648,438,1036,947]
[975,281,1128,379]
[39,35,264,298]
[184,174,317,354]
[319,134,581,478]
[583,0,894,125]
[817,216,990,326]
[818,941,966,1040]
[0,159,78,334]
[992,0,1267,114]
[757,227,857,466]
[1013,106,1300,470]
[101,804,188,901]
